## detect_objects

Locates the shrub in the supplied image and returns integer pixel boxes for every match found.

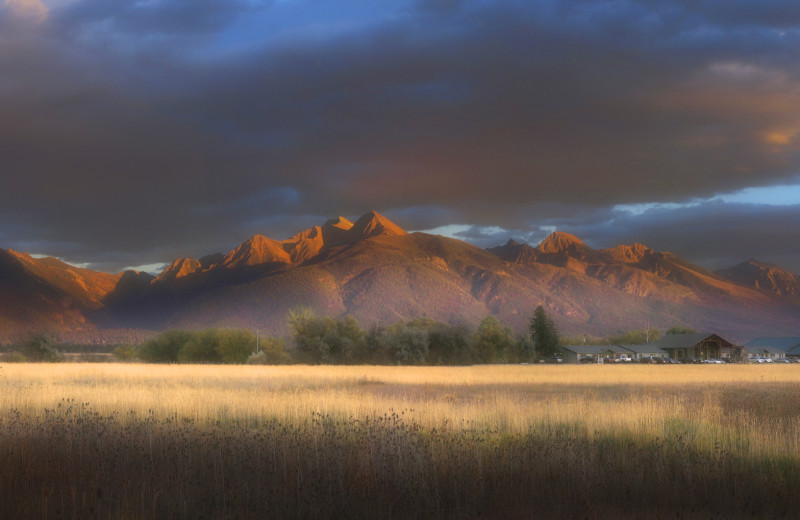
[511,334,536,363]
[139,330,193,362]
[425,321,473,365]
[215,329,256,364]
[473,315,513,363]
[247,337,290,364]
[288,309,365,364]
[361,326,392,364]
[386,325,429,365]
[178,330,221,363]
[19,334,62,362]
[112,344,139,361]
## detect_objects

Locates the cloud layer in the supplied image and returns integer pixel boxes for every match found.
[1,0,799,272]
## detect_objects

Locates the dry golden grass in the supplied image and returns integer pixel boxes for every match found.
[3,363,800,458]
[2,363,800,518]
[4,363,800,440]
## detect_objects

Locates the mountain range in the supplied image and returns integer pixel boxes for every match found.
[1,211,799,344]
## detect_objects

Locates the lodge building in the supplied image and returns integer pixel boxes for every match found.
[653,333,737,361]
[562,332,742,363]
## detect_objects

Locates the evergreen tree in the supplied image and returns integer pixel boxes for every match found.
[529,305,560,358]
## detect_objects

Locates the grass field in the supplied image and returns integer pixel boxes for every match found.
[2,363,800,518]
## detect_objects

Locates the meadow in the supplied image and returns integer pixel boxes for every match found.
[1,363,800,518]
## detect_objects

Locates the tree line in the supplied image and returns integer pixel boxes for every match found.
[124,312,536,365]
[107,305,559,365]
[8,305,697,365]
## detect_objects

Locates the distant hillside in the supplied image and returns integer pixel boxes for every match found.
[1,211,800,343]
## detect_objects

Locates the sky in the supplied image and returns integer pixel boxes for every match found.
[1,0,799,274]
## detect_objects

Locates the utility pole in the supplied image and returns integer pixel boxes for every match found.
[256,328,260,354]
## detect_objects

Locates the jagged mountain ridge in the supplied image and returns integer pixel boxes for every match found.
[0,211,799,343]
[152,211,407,279]
[490,233,766,300]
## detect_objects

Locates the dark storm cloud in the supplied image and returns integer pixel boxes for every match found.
[1,0,799,272]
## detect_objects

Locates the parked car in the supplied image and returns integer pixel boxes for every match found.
[772,358,790,364]
[702,358,725,364]
[618,354,632,362]
[545,356,563,364]
[663,358,681,364]
[579,357,597,364]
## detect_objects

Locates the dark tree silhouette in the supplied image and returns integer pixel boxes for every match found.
[529,305,560,358]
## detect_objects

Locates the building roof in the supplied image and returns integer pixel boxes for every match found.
[745,337,800,352]
[746,345,785,355]
[563,345,632,355]
[618,344,667,355]
[599,346,632,355]
[652,333,732,350]
[563,345,604,354]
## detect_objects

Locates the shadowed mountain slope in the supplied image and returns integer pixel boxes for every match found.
[488,239,538,264]
[716,259,800,297]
